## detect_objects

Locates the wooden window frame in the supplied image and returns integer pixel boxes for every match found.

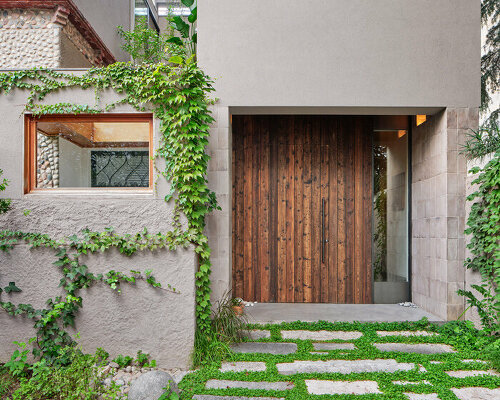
[24,113,154,194]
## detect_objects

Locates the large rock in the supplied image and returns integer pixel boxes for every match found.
[128,370,179,400]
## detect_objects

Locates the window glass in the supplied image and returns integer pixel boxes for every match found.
[373,129,409,284]
[34,119,151,189]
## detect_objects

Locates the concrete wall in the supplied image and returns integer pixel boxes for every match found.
[411,108,478,320]
[198,0,480,109]
[72,0,132,62]
[0,74,196,368]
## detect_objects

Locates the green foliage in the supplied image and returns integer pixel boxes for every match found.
[134,350,156,368]
[461,124,500,160]
[9,346,122,400]
[180,320,500,398]
[0,229,172,363]
[212,291,248,344]
[118,17,172,64]
[0,18,218,366]
[167,0,198,57]
[111,354,133,369]
[481,0,500,125]
[459,149,500,334]
[4,339,35,378]
[0,168,11,214]
[484,338,500,370]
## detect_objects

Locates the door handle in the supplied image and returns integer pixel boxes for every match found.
[321,198,327,263]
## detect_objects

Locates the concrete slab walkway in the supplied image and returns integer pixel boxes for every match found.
[246,303,443,323]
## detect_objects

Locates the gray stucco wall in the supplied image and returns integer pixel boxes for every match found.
[72,0,132,62]
[0,73,196,368]
[198,0,480,109]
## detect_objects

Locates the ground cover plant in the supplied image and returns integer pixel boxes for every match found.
[178,319,500,399]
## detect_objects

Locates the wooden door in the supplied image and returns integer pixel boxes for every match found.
[232,115,372,303]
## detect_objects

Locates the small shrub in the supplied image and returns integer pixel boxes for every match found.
[112,354,133,369]
[212,291,248,344]
[134,350,156,368]
[10,345,121,400]
[484,338,500,371]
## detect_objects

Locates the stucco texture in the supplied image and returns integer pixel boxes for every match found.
[0,77,197,368]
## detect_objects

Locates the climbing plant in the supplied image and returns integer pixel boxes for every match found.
[458,125,500,335]
[0,12,218,365]
[0,168,11,214]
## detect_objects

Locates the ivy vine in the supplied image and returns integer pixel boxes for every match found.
[0,56,218,361]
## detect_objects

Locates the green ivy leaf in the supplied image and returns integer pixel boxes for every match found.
[4,282,21,294]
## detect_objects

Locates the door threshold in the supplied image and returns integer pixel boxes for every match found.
[245,303,443,324]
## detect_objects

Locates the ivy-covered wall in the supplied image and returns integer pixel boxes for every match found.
[0,76,197,368]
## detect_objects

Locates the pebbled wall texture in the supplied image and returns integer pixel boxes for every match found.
[0,8,102,68]
[0,78,197,368]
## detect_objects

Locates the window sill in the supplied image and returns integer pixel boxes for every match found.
[24,189,155,200]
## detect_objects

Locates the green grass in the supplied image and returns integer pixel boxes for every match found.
[179,320,500,399]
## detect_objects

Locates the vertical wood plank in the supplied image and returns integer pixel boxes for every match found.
[311,119,322,303]
[320,117,330,302]
[336,117,346,303]
[285,117,295,302]
[354,118,363,303]
[345,116,355,304]
[243,116,254,301]
[363,117,373,303]
[328,117,338,303]
[259,116,271,302]
[294,118,304,302]
[302,117,313,302]
[276,118,287,302]
[232,116,244,299]
[269,117,278,302]
[253,117,261,302]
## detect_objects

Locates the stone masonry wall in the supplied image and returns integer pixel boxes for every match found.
[0,8,103,69]
[411,108,479,320]
[37,132,59,188]
[0,9,60,68]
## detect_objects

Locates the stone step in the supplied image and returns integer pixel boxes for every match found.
[231,342,297,355]
[193,396,285,400]
[220,362,267,372]
[205,379,294,391]
[451,387,500,400]
[374,343,455,354]
[305,380,381,395]
[244,330,271,340]
[313,342,356,351]
[445,370,499,378]
[404,393,439,400]
[281,330,362,340]
[277,359,415,375]
[377,330,438,337]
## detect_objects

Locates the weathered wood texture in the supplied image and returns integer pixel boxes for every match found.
[232,116,372,303]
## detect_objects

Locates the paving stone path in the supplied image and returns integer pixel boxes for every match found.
[183,326,500,399]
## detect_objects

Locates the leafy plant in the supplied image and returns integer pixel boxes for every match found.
[0,168,11,214]
[10,346,122,400]
[212,291,248,344]
[167,0,198,58]
[484,337,500,371]
[481,0,499,125]
[134,350,156,368]
[111,354,133,369]
[4,339,35,377]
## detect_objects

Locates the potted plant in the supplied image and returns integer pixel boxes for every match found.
[231,297,245,316]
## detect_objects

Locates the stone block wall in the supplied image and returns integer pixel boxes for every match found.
[36,132,59,188]
[0,8,103,69]
[411,108,479,320]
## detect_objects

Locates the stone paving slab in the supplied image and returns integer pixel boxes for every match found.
[193,396,285,400]
[374,343,455,354]
[220,362,267,372]
[452,387,500,400]
[305,380,381,395]
[404,393,439,400]
[205,380,294,390]
[445,370,500,378]
[245,330,271,340]
[377,330,438,337]
[281,330,362,340]
[231,342,297,355]
[276,359,415,375]
[393,380,432,385]
[462,359,488,365]
[313,342,356,351]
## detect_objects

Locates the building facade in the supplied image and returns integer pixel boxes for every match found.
[0,0,482,367]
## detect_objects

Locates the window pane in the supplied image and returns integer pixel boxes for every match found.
[373,130,409,283]
[35,120,150,189]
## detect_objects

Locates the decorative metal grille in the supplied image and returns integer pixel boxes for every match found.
[91,150,149,188]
